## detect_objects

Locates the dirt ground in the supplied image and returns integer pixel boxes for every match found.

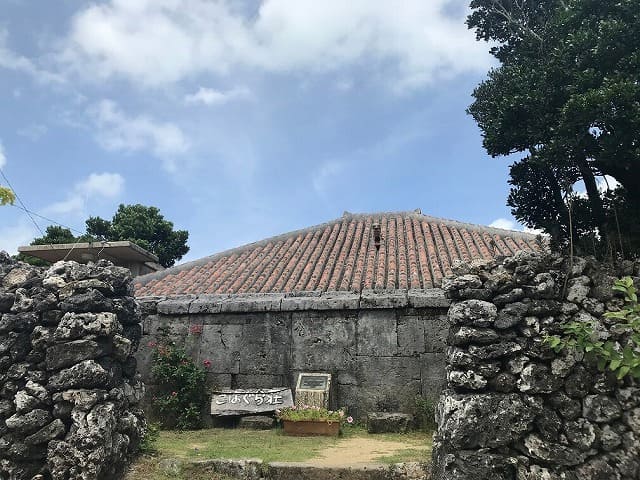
[305,436,429,466]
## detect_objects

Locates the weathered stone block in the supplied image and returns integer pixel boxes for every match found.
[338,382,421,420]
[239,415,275,430]
[450,326,500,346]
[197,324,243,372]
[367,412,413,433]
[157,299,190,315]
[219,294,284,313]
[292,313,355,371]
[360,291,408,309]
[48,360,110,392]
[448,300,497,327]
[54,312,120,341]
[397,316,425,355]
[424,314,448,353]
[281,292,360,311]
[520,434,586,466]
[241,315,290,375]
[356,356,421,386]
[45,339,111,371]
[357,310,397,356]
[576,393,622,424]
[438,394,537,449]
[408,289,450,308]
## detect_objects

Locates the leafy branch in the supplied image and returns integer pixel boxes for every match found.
[0,186,15,206]
[546,277,640,380]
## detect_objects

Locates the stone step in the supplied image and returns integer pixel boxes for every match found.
[179,458,430,480]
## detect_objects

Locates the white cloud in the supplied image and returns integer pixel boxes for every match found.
[184,86,251,106]
[88,99,189,169]
[0,219,38,256]
[0,141,6,169]
[597,175,620,192]
[312,161,345,195]
[489,218,516,230]
[78,172,125,199]
[17,124,48,141]
[0,28,63,84]
[62,0,491,90]
[489,217,543,236]
[45,172,125,216]
[574,175,621,199]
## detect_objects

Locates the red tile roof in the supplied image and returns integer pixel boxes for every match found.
[134,211,543,296]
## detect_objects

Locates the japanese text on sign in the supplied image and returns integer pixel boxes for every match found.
[214,392,284,406]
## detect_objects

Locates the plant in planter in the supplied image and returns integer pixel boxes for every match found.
[276,405,354,436]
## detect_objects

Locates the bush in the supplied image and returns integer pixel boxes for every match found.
[414,396,437,432]
[139,422,160,454]
[149,341,208,429]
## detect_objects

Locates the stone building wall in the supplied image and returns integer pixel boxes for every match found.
[432,252,640,480]
[0,254,145,480]
[137,290,450,419]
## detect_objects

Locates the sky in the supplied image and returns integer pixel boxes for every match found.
[0,0,531,264]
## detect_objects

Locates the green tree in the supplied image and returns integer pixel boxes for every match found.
[30,226,84,245]
[17,226,94,266]
[467,0,640,256]
[20,205,189,268]
[86,204,189,267]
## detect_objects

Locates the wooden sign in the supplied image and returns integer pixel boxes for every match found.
[210,388,294,416]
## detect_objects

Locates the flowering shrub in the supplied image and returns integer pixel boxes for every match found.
[149,341,210,430]
[276,405,354,426]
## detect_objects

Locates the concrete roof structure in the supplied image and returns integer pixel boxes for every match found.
[135,211,543,297]
[19,241,164,276]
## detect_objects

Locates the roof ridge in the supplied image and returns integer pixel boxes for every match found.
[135,210,542,287]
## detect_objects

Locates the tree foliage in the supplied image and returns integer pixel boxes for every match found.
[86,204,189,267]
[0,187,15,206]
[21,204,189,268]
[467,0,640,257]
[17,226,93,266]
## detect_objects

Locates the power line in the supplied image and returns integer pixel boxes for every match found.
[1,167,90,263]
[2,167,113,265]
[0,167,47,239]
[9,203,86,236]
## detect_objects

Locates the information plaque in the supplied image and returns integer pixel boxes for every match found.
[295,373,331,408]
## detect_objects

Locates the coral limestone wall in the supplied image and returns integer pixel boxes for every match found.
[137,291,450,420]
[0,253,145,480]
[432,252,640,480]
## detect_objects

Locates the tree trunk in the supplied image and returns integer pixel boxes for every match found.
[541,164,570,243]
[576,156,609,245]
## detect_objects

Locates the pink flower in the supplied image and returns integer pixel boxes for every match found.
[203,359,212,368]
[347,416,354,424]
[147,341,157,348]
[171,391,178,397]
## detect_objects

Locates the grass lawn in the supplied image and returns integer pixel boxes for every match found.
[125,427,433,480]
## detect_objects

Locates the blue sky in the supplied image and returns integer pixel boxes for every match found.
[0,0,527,263]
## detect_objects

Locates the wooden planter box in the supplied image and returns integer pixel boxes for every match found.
[282,419,340,436]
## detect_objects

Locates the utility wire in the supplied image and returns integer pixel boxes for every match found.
[9,204,86,236]
[1,167,91,263]
[0,167,48,240]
